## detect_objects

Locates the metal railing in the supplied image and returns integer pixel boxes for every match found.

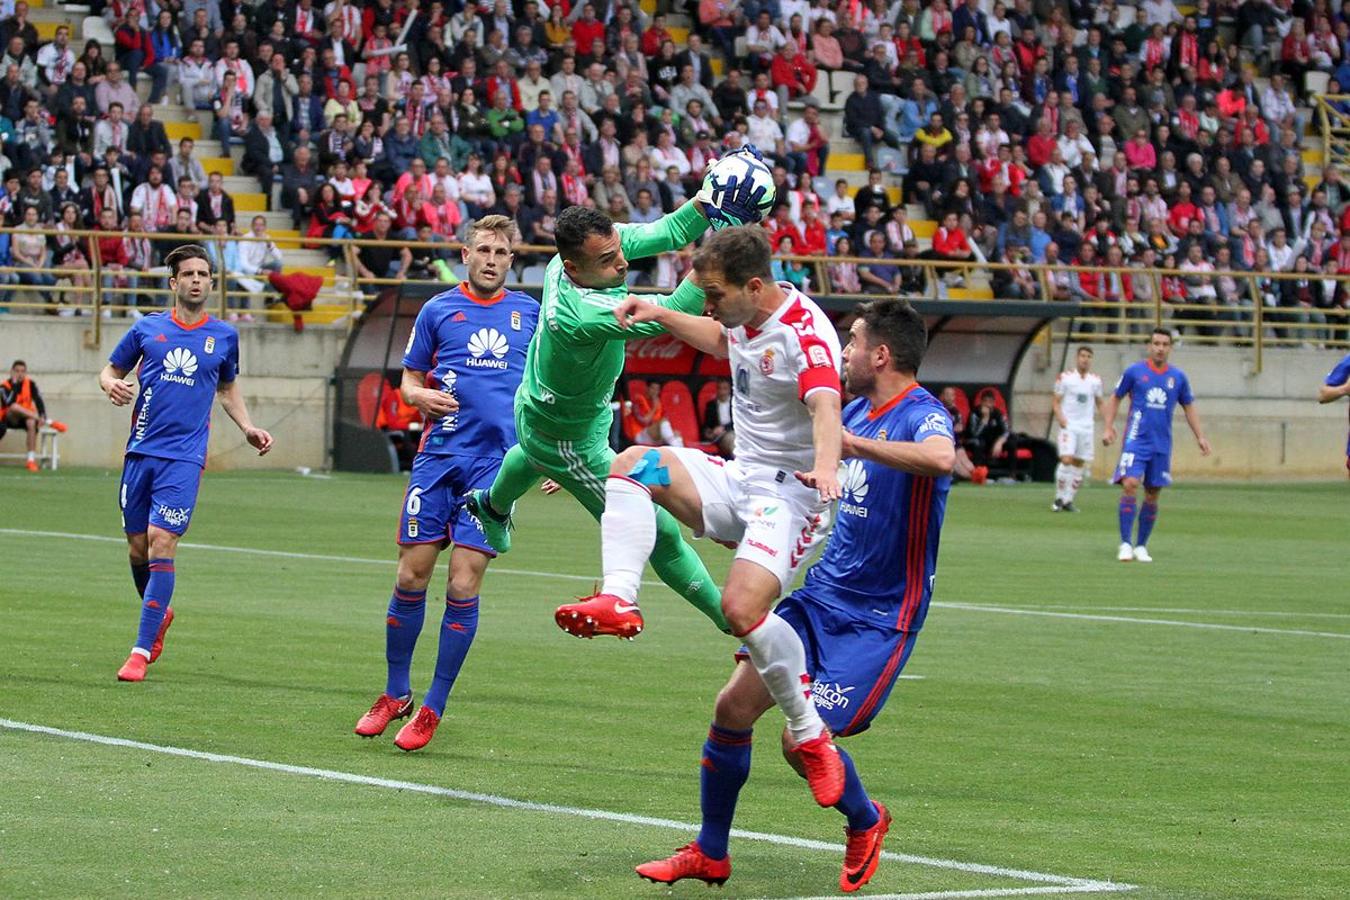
[2,226,1347,371]
[1316,94,1350,172]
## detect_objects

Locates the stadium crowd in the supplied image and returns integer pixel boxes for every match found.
[0,0,1347,335]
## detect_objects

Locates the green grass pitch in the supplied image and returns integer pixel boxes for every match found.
[1,469,1347,898]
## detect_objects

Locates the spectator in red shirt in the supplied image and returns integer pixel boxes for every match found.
[571,4,606,57]
[770,40,818,104]
[798,205,827,256]
[641,13,672,57]
[1026,119,1057,169]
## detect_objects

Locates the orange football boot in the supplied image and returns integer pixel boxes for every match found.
[117,652,148,682]
[353,693,413,737]
[393,706,441,752]
[840,802,892,892]
[635,842,730,886]
[149,607,174,663]
[554,593,644,639]
[791,729,846,807]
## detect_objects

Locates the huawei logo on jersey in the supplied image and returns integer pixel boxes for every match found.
[839,460,870,519]
[1145,386,1168,408]
[161,347,198,385]
[466,328,509,369]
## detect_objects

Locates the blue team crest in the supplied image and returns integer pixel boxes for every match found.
[1167,377,1175,389]
[511,310,522,331]
[204,336,215,355]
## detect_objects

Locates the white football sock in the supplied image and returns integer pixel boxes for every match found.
[26,451,36,462]
[599,476,657,603]
[740,612,825,744]
[1066,465,1085,502]
[1054,462,1070,502]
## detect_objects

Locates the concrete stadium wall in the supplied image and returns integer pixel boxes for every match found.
[0,317,341,471]
[1013,341,1350,481]
[5,317,1346,479]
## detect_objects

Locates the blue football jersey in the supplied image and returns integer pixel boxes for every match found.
[1115,360,1194,455]
[1326,353,1350,454]
[108,311,239,468]
[799,384,954,632]
[402,285,539,458]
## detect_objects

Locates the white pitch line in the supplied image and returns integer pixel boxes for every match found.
[1014,604,1350,621]
[5,528,1344,640]
[935,602,1350,640]
[778,886,1134,900]
[0,718,1132,898]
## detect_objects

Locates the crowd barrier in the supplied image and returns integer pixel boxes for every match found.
[3,227,1346,373]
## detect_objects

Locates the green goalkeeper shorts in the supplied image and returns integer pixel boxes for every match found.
[514,409,615,520]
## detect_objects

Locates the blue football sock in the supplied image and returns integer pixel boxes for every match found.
[130,561,150,598]
[384,588,427,698]
[1118,495,1138,544]
[422,595,479,716]
[1137,500,1158,546]
[696,724,752,860]
[834,747,880,831]
[134,558,175,653]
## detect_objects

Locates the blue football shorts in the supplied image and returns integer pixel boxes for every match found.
[1112,445,1172,487]
[119,453,204,535]
[397,452,502,555]
[738,590,920,737]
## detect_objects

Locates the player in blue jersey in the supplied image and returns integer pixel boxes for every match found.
[353,215,543,752]
[1102,328,1211,563]
[636,300,955,894]
[99,245,274,683]
[1319,352,1350,476]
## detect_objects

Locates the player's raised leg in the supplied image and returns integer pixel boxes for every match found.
[558,444,710,638]
[537,435,728,634]
[465,444,539,554]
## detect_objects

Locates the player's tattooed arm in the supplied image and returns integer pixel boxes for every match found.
[216,380,274,456]
[99,363,135,406]
[400,367,459,418]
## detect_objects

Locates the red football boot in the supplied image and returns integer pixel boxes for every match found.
[148,606,174,663]
[554,593,644,639]
[393,706,441,752]
[353,693,413,737]
[791,728,846,807]
[48,420,68,433]
[25,459,38,472]
[840,802,892,892]
[635,842,731,886]
[117,652,148,682]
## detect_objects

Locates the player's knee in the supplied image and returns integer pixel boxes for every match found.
[610,447,673,490]
[147,528,179,558]
[1120,478,1140,495]
[609,445,649,476]
[713,682,765,731]
[396,558,435,592]
[721,592,767,637]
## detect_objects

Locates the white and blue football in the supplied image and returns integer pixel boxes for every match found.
[700,146,776,231]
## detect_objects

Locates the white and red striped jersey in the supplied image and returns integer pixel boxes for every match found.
[724,284,842,474]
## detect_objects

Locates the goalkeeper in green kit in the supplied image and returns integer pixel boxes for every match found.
[466,148,772,639]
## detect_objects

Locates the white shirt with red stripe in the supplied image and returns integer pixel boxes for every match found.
[724,283,842,475]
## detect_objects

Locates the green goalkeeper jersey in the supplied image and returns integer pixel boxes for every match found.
[516,201,710,441]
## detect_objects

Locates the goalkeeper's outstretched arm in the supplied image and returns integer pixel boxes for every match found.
[566,275,709,341]
[616,200,711,262]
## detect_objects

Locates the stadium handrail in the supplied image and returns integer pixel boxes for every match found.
[3,227,1346,369]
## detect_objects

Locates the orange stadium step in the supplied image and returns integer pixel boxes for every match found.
[165,122,203,142]
[201,157,235,177]
[234,193,268,212]
[910,219,937,239]
[832,153,866,172]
